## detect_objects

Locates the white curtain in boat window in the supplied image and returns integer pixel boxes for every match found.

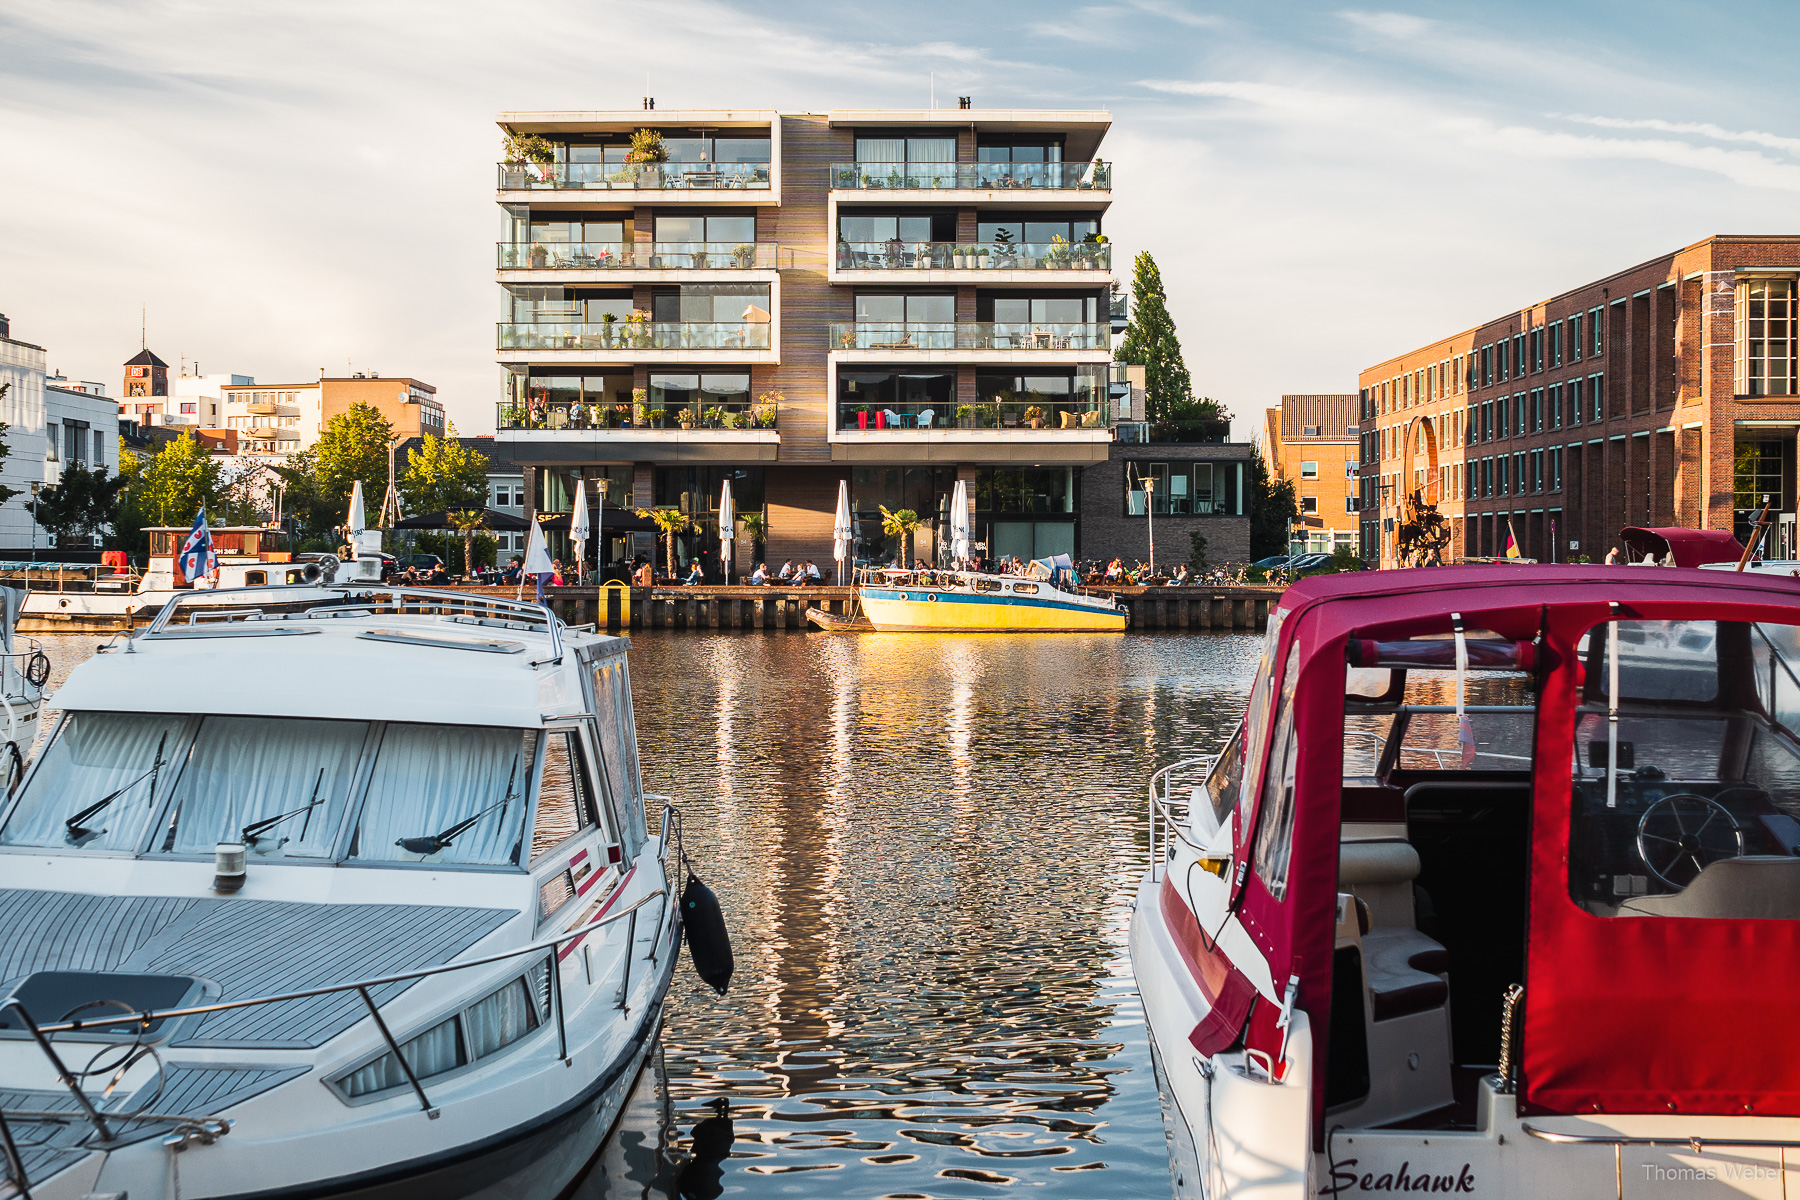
[465,976,539,1060]
[0,712,197,852]
[156,716,369,858]
[353,725,535,866]
[591,662,646,856]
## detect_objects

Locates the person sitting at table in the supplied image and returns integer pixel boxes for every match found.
[805,560,822,584]
[684,561,704,586]
[778,560,795,582]
[751,562,770,585]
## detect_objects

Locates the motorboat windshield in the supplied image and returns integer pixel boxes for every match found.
[1,712,539,867]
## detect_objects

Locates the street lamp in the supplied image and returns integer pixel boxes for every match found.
[28,482,41,564]
[1142,476,1157,575]
[596,477,610,583]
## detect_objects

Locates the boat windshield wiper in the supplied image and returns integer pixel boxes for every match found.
[65,733,167,847]
[395,762,519,857]
[241,767,327,847]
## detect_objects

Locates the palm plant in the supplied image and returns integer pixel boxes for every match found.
[738,512,767,562]
[879,505,923,566]
[637,506,691,576]
[447,509,487,578]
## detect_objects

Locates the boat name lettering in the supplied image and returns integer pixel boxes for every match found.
[1321,1159,1475,1195]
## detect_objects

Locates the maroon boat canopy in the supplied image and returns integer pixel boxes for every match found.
[1619,526,1744,568]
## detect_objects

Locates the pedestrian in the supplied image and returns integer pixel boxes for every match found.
[1604,546,1620,565]
[550,559,565,587]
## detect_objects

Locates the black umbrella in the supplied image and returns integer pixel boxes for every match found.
[394,508,529,531]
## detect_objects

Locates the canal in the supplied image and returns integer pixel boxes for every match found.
[33,629,1261,1198]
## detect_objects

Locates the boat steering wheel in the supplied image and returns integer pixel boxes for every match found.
[1636,793,1745,890]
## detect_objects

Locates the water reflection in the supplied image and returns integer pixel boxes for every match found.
[626,631,1261,1198]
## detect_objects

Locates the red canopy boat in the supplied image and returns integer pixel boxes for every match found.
[1132,564,1800,1198]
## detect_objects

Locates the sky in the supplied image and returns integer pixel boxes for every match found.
[3,0,1798,439]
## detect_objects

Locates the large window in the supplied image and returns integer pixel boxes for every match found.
[652,214,756,245]
[351,726,538,866]
[1734,439,1786,511]
[975,368,1106,428]
[1738,278,1798,397]
[975,215,1100,245]
[1,712,197,852]
[978,295,1099,324]
[649,372,751,422]
[1123,461,1246,516]
[856,135,956,166]
[837,368,954,430]
[650,283,771,324]
[837,212,956,244]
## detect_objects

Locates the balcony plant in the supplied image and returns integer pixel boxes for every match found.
[721,410,744,430]
[676,407,694,429]
[753,390,783,429]
[500,404,530,428]
[600,310,617,346]
[632,388,649,426]
[956,404,974,429]
[732,243,756,268]
[628,128,667,164]
[530,243,549,268]
[645,408,667,428]
[503,133,554,166]
[1024,405,1046,429]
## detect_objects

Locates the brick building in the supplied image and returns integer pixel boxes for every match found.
[1079,441,1253,567]
[1358,235,1800,566]
[1263,394,1359,555]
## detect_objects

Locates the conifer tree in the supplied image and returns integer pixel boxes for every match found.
[1116,252,1229,432]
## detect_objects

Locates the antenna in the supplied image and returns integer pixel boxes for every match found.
[141,305,146,349]
[931,71,935,109]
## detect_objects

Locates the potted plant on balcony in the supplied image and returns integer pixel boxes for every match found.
[632,388,649,427]
[646,408,667,428]
[628,128,667,163]
[627,309,653,348]
[753,390,783,429]
[956,404,974,429]
[530,243,549,268]
[502,133,554,187]
[676,406,694,430]
[722,410,744,429]
[1024,405,1046,429]
[732,243,756,268]
[857,405,870,431]
[501,404,530,428]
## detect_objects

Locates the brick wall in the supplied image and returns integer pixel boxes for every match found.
[1080,442,1253,564]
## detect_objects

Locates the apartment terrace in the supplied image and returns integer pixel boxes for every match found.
[828,321,1111,359]
[495,109,781,208]
[496,320,776,364]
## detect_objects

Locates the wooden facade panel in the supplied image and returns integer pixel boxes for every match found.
[767,115,846,465]
[764,465,848,565]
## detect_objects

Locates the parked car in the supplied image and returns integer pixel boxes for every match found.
[393,553,444,574]
[1252,555,1294,569]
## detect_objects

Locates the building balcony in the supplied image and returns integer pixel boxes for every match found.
[828,322,1111,360]
[496,399,777,432]
[496,161,771,193]
[495,321,775,364]
[830,160,1110,195]
[828,241,1110,285]
[493,400,779,462]
[838,397,1109,432]
[497,241,782,273]
[829,398,1112,463]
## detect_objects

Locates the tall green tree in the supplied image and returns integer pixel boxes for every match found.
[1248,448,1299,560]
[119,433,227,530]
[314,403,395,518]
[31,462,126,546]
[400,434,490,514]
[1116,252,1230,433]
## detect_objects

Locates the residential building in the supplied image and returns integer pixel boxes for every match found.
[0,316,51,551]
[172,368,255,429]
[491,105,1119,572]
[1359,235,1800,565]
[45,372,110,397]
[42,382,122,546]
[1263,394,1360,555]
[218,375,445,459]
[122,348,170,425]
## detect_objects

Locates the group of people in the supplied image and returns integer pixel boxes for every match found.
[749,560,824,586]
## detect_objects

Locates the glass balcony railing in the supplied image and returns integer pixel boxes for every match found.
[497,242,780,270]
[496,399,778,432]
[497,161,772,191]
[829,322,1111,351]
[835,241,1111,271]
[496,322,772,352]
[838,397,1110,432]
[830,161,1110,191]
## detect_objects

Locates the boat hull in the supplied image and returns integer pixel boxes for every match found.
[858,587,1125,632]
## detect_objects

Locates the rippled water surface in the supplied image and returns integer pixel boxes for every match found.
[33,629,1262,1198]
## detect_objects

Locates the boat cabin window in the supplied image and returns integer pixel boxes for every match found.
[1252,642,1302,899]
[245,570,268,586]
[1011,582,1039,594]
[1571,618,1800,919]
[591,661,645,849]
[531,730,599,862]
[973,577,1003,593]
[1204,724,1244,826]
[0,712,196,852]
[154,716,370,858]
[351,725,537,866]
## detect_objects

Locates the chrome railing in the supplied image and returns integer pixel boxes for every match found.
[0,802,682,1188]
[497,322,771,352]
[498,241,781,270]
[497,161,771,191]
[829,322,1111,351]
[835,241,1111,271]
[1148,755,1219,881]
[830,161,1110,191]
[838,398,1109,432]
[497,399,777,432]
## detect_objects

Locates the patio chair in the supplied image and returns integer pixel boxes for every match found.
[918,409,935,428]
[1001,412,1020,428]
[883,409,903,429]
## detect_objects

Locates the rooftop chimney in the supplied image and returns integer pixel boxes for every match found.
[958,96,971,110]
[643,96,655,110]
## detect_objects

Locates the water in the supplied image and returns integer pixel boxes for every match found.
[30,630,1263,1198]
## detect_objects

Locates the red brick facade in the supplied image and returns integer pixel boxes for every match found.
[1358,235,1800,565]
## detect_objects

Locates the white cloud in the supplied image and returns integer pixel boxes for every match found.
[1556,114,1800,157]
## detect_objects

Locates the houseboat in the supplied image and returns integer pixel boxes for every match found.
[854,558,1125,632]
[0,583,712,1200]
[18,527,340,634]
[1132,564,1800,1197]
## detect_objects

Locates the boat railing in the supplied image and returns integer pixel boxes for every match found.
[0,562,143,594]
[138,584,567,662]
[0,802,684,1188]
[1148,754,1218,881]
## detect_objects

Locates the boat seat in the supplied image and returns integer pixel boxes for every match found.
[1362,927,1449,1022]
[1340,840,1421,929]
[1618,855,1800,919]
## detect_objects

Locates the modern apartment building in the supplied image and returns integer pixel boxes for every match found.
[1263,394,1360,555]
[1359,235,1800,566]
[492,105,1119,572]
[217,375,445,458]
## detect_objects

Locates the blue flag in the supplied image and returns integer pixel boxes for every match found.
[177,508,216,582]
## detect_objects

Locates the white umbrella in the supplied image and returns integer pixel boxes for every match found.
[570,479,590,578]
[346,480,366,536]
[718,478,735,583]
[833,479,853,584]
[949,478,970,565]
[518,518,554,602]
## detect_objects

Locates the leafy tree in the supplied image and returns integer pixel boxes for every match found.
[121,433,227,530]
[880,505,922,565]
[636,507,690,576]
[400,435,489,515]
[1248,450,1298,560]
[314,403,395,520]
[270,449,342,543]
[1116,252,1231,434]
[31,462,126,547]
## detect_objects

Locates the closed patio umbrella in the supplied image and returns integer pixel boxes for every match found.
[949,478,970,565]
[570,478,590,581]
[833,479,853,585]
[718,478,735,584]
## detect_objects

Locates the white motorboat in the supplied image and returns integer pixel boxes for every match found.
[1132,564,1800,1198]
[0,586,49,781]
[0,582,725,1200]
[17,527,343,634]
